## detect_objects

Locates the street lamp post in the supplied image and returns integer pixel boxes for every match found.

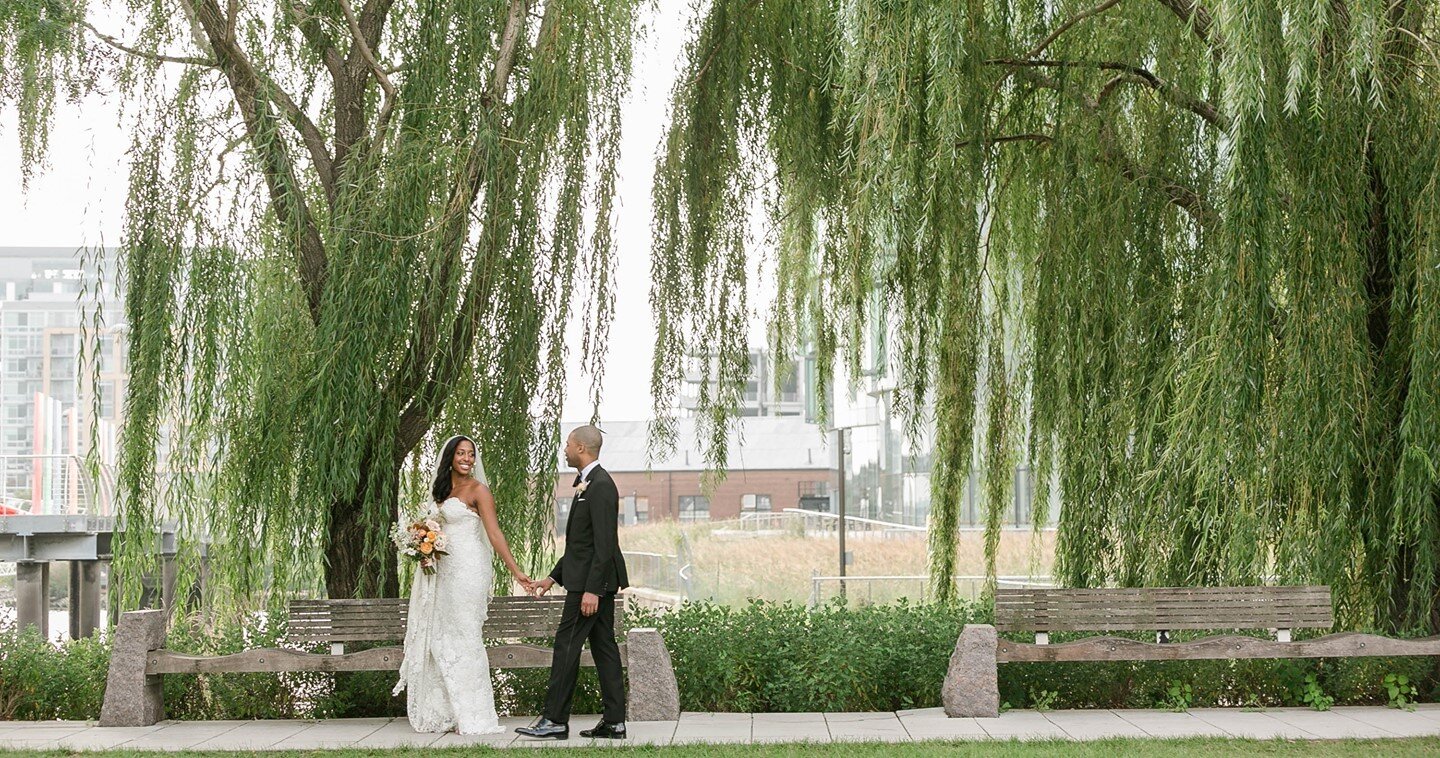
[834,427,847,601]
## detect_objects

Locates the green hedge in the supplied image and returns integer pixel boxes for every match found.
[0,620,109,720]
[3,601,1437,720]
[630,599,967,712]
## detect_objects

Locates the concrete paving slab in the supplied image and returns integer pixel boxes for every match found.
[825,714,910,742]
[117,720,248,750]
[751,712,826,723]
[279,717,393,749]
[617,720,677,746]
[1114,709,1233,738]
[0,737,63,750]
[351,720,448,749]
[2,705,1436,748]
[752,723,832,742]
[51,730,154,751]
[0,725,89,740]
[1043,709,1152,739]
[1262,707,1397,739]
[673,724,752,740]
[1330,706,1440,736]
[897,710,992,741]
[432,730,518,748]
[679,711,753,722]
[1189,708,1318,739]
[188,720,316,751]
[674,712,752,741]
[977,710,1071,740]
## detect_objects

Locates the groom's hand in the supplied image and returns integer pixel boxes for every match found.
[532,577,555,598]
[581,592,599,616]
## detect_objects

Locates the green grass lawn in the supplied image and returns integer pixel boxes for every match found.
[7,738,1440,757]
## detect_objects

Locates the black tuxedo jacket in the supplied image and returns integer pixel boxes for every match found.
[550,465,629,594]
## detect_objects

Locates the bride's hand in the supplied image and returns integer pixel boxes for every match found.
[515,573,534,592]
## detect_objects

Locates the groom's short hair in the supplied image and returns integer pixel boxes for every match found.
[571,425,604,455]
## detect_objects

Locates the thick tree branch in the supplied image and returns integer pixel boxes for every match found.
[184,0,329,322]
[338,0,399,149]
[1100,140,1217,226]
[393,0,537,451]
[84,23,216,67]
[288,1,345,78]
[987,57,1226,128]
[1027,0,1125,58]
[255,71,338,204]
[359,0,399,49]
[1154,0,1224,55]
[1017,68,1217,225]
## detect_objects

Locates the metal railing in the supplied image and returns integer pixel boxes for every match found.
[0,455,116,516]
[730,508,926,538]
[808,573,1055,607]
[626,548,693,600]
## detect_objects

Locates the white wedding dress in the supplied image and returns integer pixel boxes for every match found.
[393,497,503,734]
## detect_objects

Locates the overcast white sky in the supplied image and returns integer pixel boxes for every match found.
[0,2,716,424]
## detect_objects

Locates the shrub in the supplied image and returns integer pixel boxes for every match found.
[3,599,1437,721]
[0,618,109,720]
[631,598,977,712]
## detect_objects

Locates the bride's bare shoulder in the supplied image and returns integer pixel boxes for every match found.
[452,480,491,511]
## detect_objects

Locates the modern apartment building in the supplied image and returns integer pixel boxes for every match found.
[0,247,124,514]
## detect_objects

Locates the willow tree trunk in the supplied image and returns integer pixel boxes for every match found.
[325,472,403,599]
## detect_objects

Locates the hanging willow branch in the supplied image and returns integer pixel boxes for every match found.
[653,0,1440,633]
[4,0,641,605]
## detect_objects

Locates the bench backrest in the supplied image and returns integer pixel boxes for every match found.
[287,594,627,646]
[994,586,1333,633]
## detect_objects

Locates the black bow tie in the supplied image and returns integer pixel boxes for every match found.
[573,475,583,487]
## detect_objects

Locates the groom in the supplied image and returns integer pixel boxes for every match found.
[517,424,630,740]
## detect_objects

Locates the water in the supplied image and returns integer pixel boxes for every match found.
[0,605,103,643]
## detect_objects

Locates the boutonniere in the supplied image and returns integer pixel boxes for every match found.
[575,480,590,495]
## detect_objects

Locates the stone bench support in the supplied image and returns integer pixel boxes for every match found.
[625,627,681,721]
[99,610,168,726]
[942,624,999,718]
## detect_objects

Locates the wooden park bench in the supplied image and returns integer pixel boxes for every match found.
[99,595,680,726]
[942,585,1440,717]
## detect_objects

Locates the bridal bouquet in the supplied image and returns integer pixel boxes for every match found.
[392,509,448,575]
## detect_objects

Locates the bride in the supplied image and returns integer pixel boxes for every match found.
[394,434,534,734]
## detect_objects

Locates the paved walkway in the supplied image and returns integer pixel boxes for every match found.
[1,706,1437,750]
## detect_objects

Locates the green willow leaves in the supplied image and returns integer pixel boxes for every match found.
[654,0,1440,631]
[4,0,642,602]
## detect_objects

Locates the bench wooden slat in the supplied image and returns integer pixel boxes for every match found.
[994,586,1335,632]
[284,595,626,644]
[146,642,630,674]
[995,632,1440,662]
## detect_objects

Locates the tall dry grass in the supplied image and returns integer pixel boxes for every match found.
[594,520,1055,606]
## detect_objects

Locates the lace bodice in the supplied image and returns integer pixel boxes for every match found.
[394,497,501,734]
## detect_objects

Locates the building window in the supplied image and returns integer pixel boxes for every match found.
[620,495,650,526]
[741,494,772,513]
[678,495,709,523]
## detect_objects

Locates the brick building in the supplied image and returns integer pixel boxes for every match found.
[552,417,833,526]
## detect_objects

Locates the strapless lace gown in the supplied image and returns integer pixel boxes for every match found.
[393,497,502,734]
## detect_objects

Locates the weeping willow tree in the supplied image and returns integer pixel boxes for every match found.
[653,0,1440,632]
[3,0,640,601]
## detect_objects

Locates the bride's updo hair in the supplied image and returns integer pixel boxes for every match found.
[431,435,476,503]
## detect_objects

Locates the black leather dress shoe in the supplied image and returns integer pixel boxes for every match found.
[580,720,627,739]
[515,717,568,739]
